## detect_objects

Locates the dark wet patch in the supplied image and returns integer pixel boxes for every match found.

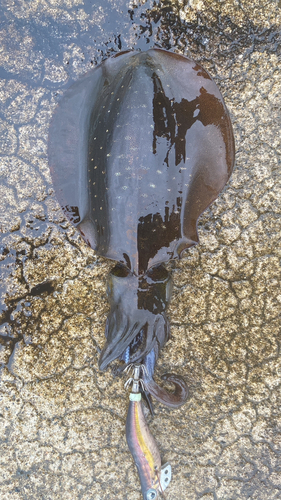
[0,246,9,256]
[30,279,55,296]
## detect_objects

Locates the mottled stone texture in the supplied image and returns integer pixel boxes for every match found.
[0,0,280,499]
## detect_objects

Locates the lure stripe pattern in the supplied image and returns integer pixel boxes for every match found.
[126,394,160,495]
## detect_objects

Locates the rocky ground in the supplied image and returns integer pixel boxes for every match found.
[0,0,280,498]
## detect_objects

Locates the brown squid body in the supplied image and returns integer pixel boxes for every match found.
[48,48,235,382]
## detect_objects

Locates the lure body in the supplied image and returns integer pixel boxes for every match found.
[126,392,161,498]
[125,365,171,499]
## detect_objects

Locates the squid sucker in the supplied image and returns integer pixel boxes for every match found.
[48,48,235,496]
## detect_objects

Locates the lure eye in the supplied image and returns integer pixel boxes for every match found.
[146,489,157,500]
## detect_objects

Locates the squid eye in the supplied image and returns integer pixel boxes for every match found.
[110,263,131,278]
[146,264,169,283]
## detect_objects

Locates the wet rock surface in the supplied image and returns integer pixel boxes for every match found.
[0,1,281,499]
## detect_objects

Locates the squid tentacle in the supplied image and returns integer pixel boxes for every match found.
[99,318,140,370]
[129,314,169,365]
[143,373,189,408]
[129,317,159,364]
